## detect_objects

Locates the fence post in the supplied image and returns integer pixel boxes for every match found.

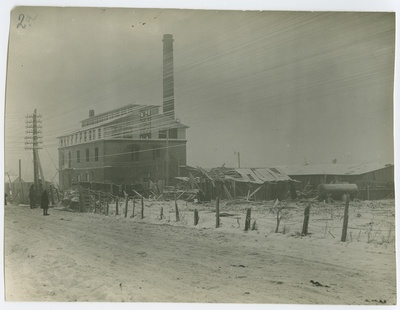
[216,197,220,228]
[141,196,144,219]
[302,204,311,236]
[341,194,350,242]
[106,199,109,216]
[132,197,135,217]
[116,196,119,215]
[175,194,180,222]
[275,210,281,233]
[79,189,83,213]
[94,191,97,214]
[124,194,128,218]
[98,191,102,214]
[244,208,251,231]
[194,209,199,226]
[159,207,164,220]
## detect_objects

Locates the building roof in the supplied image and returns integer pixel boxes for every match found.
[192,166,294,184]
[80,104,159,125]
[225,167,294,184]
[58,107,189,138]
[278,162,394,176]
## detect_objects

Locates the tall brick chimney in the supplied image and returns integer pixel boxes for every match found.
[163,34,174,119]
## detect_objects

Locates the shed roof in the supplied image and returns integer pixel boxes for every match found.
[278,163,393,176]
[225,167,293,184]
[193,166,293,184]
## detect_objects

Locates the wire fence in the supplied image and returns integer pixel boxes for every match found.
[70,187,395,246]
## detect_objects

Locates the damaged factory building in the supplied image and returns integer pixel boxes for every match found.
[185,166,297,202]
[57,33,394,203]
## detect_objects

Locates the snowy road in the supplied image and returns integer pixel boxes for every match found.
[4,204,396,304]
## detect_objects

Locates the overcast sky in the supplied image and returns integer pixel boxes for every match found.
[4,7,395,182]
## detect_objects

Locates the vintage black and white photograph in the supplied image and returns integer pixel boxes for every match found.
[2,2,397,306]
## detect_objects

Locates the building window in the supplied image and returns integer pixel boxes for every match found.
[77,150,80,163]
[159,130,167,139]
[84,132,87,142]
[159,129,177,139]
[75,134,78,144]
[68,151,71,168]
[140,132,151,139]
[131,145,140,161]
[98,128,101,139]
[95,147,99,161]
[169,128,178,139]
[60,139,63,147]
[79,132,82,142]
[153,147,161,160]
[86,149,90,162]
[89,131,92,141]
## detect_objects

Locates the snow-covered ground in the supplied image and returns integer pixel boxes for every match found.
[4,198,396,304]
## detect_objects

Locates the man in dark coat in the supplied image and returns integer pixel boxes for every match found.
[41,190,49,216]
[29,185,36,209]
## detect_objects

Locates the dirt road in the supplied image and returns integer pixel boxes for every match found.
[4,204,396,304]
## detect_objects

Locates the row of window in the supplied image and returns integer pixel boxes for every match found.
[140,128,178,140]
[82,106,138,127]
[66,148,99,167]
[63,145,163,168]
[61,127,179,146]
[61,128,102,147]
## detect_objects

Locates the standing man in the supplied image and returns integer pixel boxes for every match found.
[29,185,35,209]
[41,190,49,216]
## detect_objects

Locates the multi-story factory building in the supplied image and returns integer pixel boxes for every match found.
[58,34,188,189]
[58,104,188,188]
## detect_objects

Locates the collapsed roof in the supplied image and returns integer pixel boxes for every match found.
[189,166,295,185]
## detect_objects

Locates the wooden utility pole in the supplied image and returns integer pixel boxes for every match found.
[18,159,21,182]
[166,129,169,186]
[25,109,42,198]
[32,109,39,195]
[19,159,24,202]
[234,151,241,168]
